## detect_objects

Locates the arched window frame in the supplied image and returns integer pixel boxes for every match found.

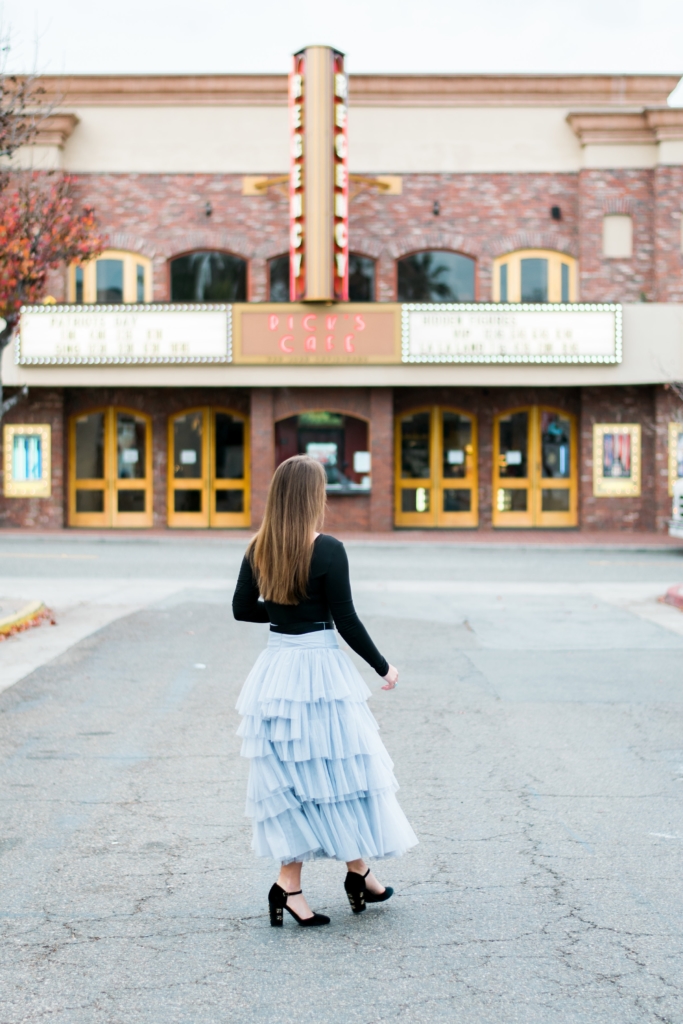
[396,249,477,303]
[492,250,578,303]
[68,250,153,304]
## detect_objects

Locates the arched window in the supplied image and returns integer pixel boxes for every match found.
[170,251,247,302]
[68,250,152,304]
[492,250,577,303]
[349,254,375,301]
[397,251,475,303]
[269,254,290,301]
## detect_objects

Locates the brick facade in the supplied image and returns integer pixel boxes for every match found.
[65,168,683,305]
[0,388,65,529]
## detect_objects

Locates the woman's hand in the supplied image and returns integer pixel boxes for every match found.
[381,664,399,690]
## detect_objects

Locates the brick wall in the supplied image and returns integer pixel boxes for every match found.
[66,168,683,303]
[578,170,655,302]
[654,166,683,303]
[0,388,65,528]
[579,385,657,531]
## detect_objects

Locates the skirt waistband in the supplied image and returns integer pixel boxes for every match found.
[267,629,339,651]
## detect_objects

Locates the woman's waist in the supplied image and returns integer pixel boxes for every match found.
[267,623,338,650]
[269,620,334,636]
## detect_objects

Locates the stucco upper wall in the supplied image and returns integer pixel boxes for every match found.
[52,104,585,174]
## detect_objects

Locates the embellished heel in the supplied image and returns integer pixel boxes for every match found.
[344,868,393,914]
[268,883,330,928]
[268,883,285,926]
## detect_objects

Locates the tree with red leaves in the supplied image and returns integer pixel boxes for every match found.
[0,47,105,418]
[0,174,105,418]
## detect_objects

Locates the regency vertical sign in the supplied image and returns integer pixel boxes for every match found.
[289,46,349,303]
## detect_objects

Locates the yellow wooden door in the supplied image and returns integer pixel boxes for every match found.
[69,408,153,528]
[168,408,251,528]
[210,410,251,528]
[493,407,577,528]
[395,407,478,528]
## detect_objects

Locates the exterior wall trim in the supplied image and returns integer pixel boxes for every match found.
[31,73,682,109]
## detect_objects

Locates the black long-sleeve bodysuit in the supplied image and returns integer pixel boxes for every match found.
[232,534,389,677]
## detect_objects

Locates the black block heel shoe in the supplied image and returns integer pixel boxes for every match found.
[268,884,330,927]
[344,868,394,914]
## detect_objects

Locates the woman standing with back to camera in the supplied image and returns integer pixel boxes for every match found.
[233,455,417,927]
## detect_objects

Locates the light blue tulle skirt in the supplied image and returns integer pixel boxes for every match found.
[236,630,418,864]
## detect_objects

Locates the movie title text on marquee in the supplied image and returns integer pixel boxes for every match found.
[17,306,231,364]
[402,304,622,363]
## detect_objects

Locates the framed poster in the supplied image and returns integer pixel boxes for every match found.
[593,423,641,497]
[3,424,52,497]
[669,422,683,496]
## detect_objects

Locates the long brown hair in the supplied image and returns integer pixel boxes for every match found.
[247,455,327,605]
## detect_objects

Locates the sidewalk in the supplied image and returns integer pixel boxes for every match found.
[0,528,682,549]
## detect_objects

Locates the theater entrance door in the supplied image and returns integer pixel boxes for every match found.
[395,407,478,528]
[168,408,250,528]
[493,406,577,528]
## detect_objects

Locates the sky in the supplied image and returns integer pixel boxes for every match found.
[3,0,683,103]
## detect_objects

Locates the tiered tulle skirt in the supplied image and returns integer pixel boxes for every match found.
[236,630,418,864]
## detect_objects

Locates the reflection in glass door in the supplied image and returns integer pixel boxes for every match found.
[395,407,477,527]
[493,406,577,527]
[69,408,153,527]
[167,408,249,528]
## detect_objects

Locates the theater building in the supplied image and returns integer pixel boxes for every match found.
[2,57,683,533]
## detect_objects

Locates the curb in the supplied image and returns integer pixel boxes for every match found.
[662,585,683,611]
[0,601,49,639]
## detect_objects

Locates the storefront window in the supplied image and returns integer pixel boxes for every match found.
[170,251,246,302]
[397,251,475,303]
[493,250,577,303]
[275,412,370,492]
[69,250,151,304]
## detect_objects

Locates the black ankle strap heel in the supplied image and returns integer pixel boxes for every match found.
[268,883,330,927]
[344,868,394,914]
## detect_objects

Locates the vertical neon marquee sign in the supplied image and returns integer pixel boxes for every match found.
[332,53,349,302]
[289,47,348,302]
[289,51,306,301]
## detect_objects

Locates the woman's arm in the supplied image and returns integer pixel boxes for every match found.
[232,555,270,623]
[323,542,389,677]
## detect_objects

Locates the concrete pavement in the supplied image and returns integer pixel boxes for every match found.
[1,536,683,1023]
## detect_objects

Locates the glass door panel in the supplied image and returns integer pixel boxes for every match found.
[438,410,477,527]
[396,410,434,526]
[494,410,531,526]
[493,407,577,528]
[537,409,576,526]
[112,412,153,527]
[69,409,153,528]
[168,410,208,526]
[212,411,250,527]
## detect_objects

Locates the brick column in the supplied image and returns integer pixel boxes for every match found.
[369,387,394,532]
[250,388,275,528]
